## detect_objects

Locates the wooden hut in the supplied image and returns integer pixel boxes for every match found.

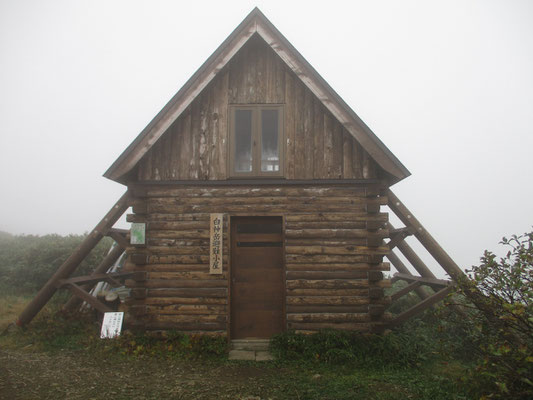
[103,8,412,338]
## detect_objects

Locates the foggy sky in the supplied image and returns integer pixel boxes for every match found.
[1,0,532,278]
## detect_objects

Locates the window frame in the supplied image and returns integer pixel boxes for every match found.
[228,104,285,178]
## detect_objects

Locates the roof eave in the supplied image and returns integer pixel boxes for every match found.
[104,7,410,183]
[104,8,262,182]
[252,11,410,181]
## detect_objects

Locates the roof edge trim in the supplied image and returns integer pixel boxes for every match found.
[104,7,410,183]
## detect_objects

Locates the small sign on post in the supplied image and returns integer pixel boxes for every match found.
[209,213,224,275]
[100,312,124,339]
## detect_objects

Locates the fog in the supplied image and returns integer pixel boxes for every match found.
[1,0,532,277]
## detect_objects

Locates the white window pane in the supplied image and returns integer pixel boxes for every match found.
[235,109,253,172]
[261,109,279,172]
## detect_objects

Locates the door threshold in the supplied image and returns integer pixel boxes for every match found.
[229,339,273,361]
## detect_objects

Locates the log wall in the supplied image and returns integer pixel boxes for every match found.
[124,184,390,335]
[136,34,380,181]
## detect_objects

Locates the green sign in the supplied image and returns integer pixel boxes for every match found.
[130,223,145,245]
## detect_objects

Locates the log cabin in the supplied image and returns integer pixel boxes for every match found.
[105,8,412,339]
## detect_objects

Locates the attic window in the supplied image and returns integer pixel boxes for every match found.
[229,105,284,177]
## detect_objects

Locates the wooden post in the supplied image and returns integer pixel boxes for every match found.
[388,286,453,328]
[107,229,130,250]
[63,244,125,312]
[386,227,412,251]
[16,191,130,326]
[386,189,507,331]
[391,281,422,302]
[388,223,438,280]
[66,283,113,314]
[386,250,432,300]
[386,190,465,280]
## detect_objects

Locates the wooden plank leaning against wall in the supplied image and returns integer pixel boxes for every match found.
[123,184,391,335]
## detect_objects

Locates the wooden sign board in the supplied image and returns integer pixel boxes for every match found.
[209,213,224,274]
[100,312,124,339]
[130,223,145,245]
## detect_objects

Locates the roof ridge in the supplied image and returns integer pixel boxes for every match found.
[104,8,409,183]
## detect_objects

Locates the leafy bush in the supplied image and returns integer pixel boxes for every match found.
[446,230,533,399]
[93,330,228,359]
[270,329,431,368]
[0,231,113,293]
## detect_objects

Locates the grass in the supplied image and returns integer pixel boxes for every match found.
[0,295,476,399]
[248,361,472,400]
[0,293,31,331]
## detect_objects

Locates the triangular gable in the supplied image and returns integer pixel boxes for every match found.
[104,7,410,183]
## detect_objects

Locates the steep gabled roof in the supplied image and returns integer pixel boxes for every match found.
[104,7,410,183]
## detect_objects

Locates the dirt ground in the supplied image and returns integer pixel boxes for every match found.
[0,348,284,400]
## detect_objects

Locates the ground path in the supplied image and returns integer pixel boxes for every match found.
[0,348,281,400]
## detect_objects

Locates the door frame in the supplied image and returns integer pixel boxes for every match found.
[227,214,286,341]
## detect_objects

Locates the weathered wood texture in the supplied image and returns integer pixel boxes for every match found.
[125,184,388,333]
[136,35,380,181]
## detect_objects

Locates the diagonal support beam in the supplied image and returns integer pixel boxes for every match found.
[387,190,465,280]
[393,273,451,288]
[388,222,437,280]
[387,286,453,329]
[386,190,475,324]
[63,244,125,312]
[391,281,422,302]
[386,250,410,275]
[57,271,133,287]
[387,226,415,251]
[16,191,130,326]
[63,283,113,314]
[386,250,432,300]
[108,230,130,250]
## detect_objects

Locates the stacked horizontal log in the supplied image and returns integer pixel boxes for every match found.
[284,188,390,333]
[125,208,228,334]
[125,184,389,334]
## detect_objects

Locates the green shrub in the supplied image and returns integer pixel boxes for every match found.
[270,329,430,368]
[104,330,228,359]
[0,232,113,293]
[5,305,228,359]
[445,230,533,399]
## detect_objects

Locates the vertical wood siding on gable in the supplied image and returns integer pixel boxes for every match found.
[137,36,380,181]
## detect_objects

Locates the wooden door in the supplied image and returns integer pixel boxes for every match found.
[230,216,284,339]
